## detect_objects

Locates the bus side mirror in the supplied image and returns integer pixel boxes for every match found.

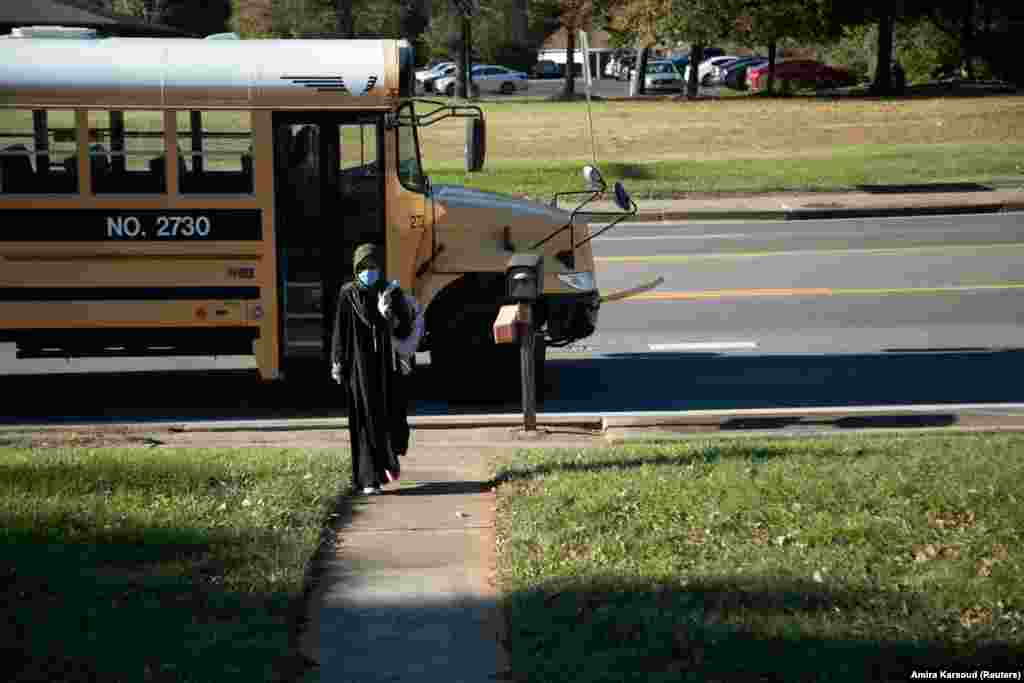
[613,181,632,211]
[465,117,485,172]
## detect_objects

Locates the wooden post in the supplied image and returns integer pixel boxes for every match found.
[520,304,536,431]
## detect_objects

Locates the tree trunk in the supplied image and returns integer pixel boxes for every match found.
[636,47,650,95]
[962,0,976,79]
[562,29,576,98]
[686,43,704,98]
[457,15,471,98]
[336,0,354,37]
[766,41,777,93]
[872,10,894,94]
[511,0,528,44]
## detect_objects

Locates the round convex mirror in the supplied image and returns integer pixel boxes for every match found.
[613,181,632,211]
[582,165,605,191]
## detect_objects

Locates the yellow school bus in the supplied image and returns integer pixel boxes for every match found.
[0,28,629,389]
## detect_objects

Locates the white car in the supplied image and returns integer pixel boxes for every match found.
[684,56,739,86]
[434,65,530,96]
[644,60,684,92]
[415,62,455,92]
[415,61,454,83]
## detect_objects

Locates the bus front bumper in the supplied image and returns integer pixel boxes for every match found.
[543,291,599,345]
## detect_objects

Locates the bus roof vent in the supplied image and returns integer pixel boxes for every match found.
[10,26,99,39]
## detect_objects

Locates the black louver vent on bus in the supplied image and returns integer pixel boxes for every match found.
[280,76,350,93]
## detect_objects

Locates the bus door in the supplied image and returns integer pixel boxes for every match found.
[271,112,385,367]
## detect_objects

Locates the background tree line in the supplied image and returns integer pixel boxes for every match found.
[77,0,1020,92]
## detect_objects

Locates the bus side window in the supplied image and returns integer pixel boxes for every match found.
[0,144,34,193]
[0,109,76,195]
[90,111,165,195]
[177,111,253,195]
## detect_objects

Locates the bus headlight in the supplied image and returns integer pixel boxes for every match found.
[557,272,595,291]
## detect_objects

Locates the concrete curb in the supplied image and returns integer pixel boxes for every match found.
[5,403,1024,434]
[599,403,1024,429]
[603,424,1024,444]
[625,203,1019,223]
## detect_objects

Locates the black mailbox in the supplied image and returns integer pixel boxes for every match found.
[506,253,544,303]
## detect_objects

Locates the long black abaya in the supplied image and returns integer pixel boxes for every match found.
[330,281,411,489]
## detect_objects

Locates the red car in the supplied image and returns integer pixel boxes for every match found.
[748,60,855,91]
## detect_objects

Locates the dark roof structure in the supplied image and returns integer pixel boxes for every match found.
[0,0,193,37]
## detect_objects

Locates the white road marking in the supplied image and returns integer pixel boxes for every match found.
[648,341,759,352]
[593,233,756,241]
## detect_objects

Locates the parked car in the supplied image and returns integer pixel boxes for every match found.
[604,56,620,78]
[684,55,739,86]
[532,60,561,79]
[434,64,530,96]
[615,55,636,81]
[644,60,684,92]
[415,61,454,91]
[420,63,458,93]
[721,57,768,89]
[747,59,856,91]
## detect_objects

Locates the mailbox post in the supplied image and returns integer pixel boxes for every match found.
[504,253,543,431]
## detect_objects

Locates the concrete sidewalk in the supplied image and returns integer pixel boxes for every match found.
[584,185,1024,221]
[301,427,600,683]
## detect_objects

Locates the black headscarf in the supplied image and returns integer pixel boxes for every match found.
[350,243,381,329]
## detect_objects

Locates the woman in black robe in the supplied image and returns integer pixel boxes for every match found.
[330,244,413,494]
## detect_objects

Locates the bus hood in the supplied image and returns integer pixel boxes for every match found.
[431,184,571,225]
[429,184,577,272]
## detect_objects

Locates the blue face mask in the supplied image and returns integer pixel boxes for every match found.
[357,269,380,287]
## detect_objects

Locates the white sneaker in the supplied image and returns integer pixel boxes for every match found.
[361,486,381,495]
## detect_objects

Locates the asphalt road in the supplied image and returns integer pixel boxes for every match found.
[584,212,1024,356]
[2,211,1022,423]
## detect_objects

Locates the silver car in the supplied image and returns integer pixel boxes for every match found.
[434,64,530,96]
[644,60,683,92]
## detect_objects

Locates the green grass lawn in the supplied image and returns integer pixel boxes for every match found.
[426,142,1024,201]
[0,444,350,682]
[493,433,1024,682]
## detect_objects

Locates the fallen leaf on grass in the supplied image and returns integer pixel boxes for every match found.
[960,605,994,628]
[976,544,1010,577]
[912,543,961,562]
[927,509,976,531]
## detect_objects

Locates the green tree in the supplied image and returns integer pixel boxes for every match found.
[924,0,1023,83]
[655,0,738,97]
[825,0,931,94]
[156,0,231,35]
[733,0,835,93]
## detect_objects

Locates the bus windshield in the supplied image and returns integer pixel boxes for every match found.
[396,103,426,193]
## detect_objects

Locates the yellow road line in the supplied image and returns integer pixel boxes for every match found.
[603,283,1024,301]
[595,242,1024,264]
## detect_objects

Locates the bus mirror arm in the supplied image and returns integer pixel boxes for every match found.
[535,187,638,269]
[568,198,638,252]
[530,189,601,251]
[398,99,483,128]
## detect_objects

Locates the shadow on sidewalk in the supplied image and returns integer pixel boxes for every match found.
[387,480,493,496]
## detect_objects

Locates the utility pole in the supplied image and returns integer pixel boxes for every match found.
[452,0,476,98]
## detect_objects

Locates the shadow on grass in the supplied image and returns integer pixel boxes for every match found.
[603,162,656,180]
[493,440,894,485]
[1,526,305,682]
[0,458,356,683]
[503,574,1024,682]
